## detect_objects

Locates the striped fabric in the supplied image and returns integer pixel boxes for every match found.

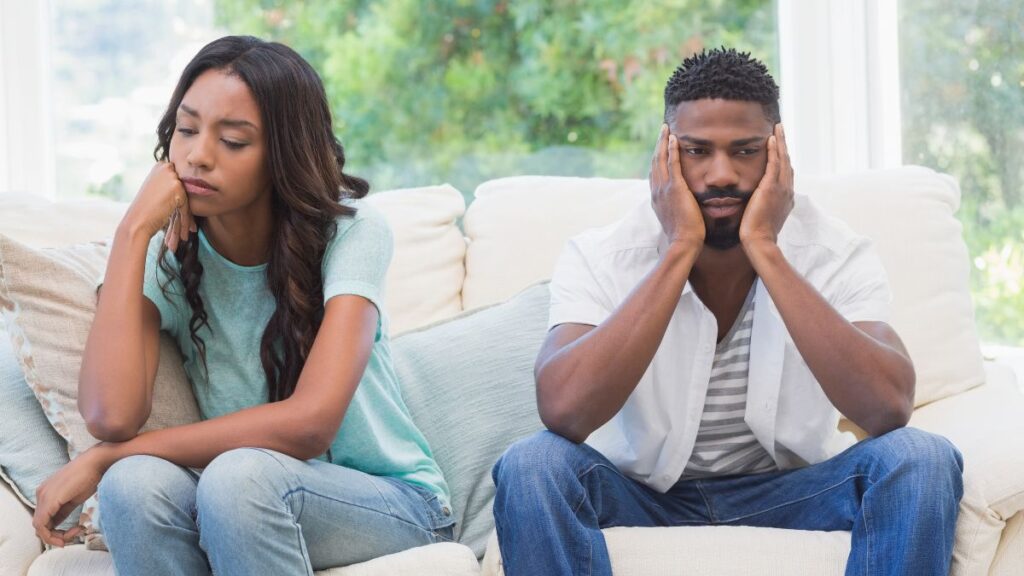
[683,286,777,478]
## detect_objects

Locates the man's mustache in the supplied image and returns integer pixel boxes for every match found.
[693,187,753,204]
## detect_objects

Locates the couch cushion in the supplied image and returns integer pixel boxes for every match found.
[991,512,1023,576]
[365,185,467,334]
[0,480,41,576]
[463,168,985,407]
[392,282,549,557]
[27,542,481,576]
[0,327,77,529]
[481,526,851,576]
[0,236,202,549]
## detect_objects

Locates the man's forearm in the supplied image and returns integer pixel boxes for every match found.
[537,242,700,442]
[745,241,914,435]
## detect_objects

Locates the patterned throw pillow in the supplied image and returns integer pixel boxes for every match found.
[0,235,201,549]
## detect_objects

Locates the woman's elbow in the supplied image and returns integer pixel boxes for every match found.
[83,411,142,442]
[288,422,338,461]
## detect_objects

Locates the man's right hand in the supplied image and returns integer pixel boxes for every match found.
[649,124,705,251]
[120,162,194,250]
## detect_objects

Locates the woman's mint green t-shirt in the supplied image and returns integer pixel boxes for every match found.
[141,200,450,507]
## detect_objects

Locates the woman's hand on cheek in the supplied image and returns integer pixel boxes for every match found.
[32,447,111,547]
[121,162,194,249]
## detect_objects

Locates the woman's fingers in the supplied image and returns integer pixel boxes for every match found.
[178,195,193,243]
[166,209,180,252]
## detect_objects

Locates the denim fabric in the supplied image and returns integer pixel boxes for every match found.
[493,427,963,576]
[98,448,455,576]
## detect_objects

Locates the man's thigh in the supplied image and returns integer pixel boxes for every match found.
[678,427,961,531]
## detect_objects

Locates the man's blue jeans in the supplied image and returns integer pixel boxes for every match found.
[98,448,455,576]
[492,427,963,576]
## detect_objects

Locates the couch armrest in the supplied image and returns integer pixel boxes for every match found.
[0,478,42,576]
[910,361,1024,520]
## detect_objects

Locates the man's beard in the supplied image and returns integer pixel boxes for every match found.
[693,186,753,251]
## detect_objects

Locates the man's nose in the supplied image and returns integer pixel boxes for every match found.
[704,152,740,189]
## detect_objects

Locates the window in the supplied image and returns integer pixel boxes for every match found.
[50,0,220,199]
[899,0,1023,345]
[48,1,777,204]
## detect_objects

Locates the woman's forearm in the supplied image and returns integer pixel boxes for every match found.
[91,397,332,471]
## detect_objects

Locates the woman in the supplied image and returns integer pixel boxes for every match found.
[31,35,453,575]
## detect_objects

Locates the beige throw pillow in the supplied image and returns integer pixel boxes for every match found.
[0,234,201,549]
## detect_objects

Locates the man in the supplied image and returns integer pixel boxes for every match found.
[492,48,963,576]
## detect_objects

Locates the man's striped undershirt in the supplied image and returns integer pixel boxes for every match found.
[682,285,777,479]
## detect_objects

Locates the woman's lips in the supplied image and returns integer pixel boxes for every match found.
[181,178,217,197]
[701,198,743,218]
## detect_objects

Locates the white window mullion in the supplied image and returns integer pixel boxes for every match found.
[0,0,54,197]
[777,0,902,177]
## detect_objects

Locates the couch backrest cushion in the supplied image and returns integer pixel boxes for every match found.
[392,282,549,557]
[0,194,127,248]
[462,176,646,310]
[0,185,467,336]
[462,167,985,407]
[364,184,467,334]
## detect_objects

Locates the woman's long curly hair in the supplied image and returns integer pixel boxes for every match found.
[154,36,369,402]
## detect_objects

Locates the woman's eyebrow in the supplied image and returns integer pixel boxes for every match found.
[178,103,259,131]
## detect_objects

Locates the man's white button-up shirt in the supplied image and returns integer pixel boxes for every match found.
[548,194,892,492]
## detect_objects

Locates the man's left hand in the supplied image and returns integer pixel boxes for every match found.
[740,123,794,250]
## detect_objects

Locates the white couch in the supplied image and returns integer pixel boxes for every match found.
[1,166,1021,576]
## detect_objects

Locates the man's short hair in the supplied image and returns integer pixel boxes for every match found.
[663,47,780,124]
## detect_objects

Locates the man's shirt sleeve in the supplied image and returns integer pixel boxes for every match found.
[828,237,893,324]
[548,237,613,330]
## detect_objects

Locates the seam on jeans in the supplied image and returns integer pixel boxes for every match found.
[862,496,871,576]
[248,448,307,519]
[576,462,669,514]
[282,486,446,540]
[715,473,869,524]
[694,481,717,523]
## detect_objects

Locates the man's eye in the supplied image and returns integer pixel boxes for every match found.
[684,148,707,155]
[737,148,759,156]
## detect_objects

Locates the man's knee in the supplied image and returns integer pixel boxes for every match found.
[493,430,592,490]
[873,427,964,493]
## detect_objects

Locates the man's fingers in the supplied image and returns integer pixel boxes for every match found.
[651,124,669,188]
[777,123,794,186]
[667,134,686,189]
[756,135,779,193]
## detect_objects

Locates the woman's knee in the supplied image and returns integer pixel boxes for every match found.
[98,455,195,530]
[195,448,293,525]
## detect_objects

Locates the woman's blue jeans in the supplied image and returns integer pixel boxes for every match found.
[492,427,963,576]
[98,448,454,576]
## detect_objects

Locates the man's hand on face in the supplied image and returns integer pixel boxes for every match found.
[650,123,706,251]
[739,123,795,250]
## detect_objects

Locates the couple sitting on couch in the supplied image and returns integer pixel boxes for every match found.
[28,36,963,576]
